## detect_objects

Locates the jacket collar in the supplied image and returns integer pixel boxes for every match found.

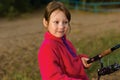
[44,32,66,43]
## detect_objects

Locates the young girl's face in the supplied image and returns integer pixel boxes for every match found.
[44,10,69,38]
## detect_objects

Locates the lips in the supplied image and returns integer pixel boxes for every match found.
[58,31,64,33]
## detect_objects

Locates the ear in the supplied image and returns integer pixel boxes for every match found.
[43,18,48,28]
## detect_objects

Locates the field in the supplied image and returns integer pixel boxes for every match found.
[0,10,120,80]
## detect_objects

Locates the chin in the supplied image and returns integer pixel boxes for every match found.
[56,35,64,38]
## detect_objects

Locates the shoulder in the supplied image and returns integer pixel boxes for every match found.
[41,39,58,48]
[38,39,59,54]
[38,39,60,61]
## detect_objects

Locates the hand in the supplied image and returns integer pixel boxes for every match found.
[81,57,92,69]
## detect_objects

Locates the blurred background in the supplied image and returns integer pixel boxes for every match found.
[0,0,120,80]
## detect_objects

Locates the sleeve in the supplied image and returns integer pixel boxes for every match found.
[79,54,89,59]
[38,44,82,80]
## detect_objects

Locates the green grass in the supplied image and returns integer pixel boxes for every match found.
[0,31,120,80]
[70,31,120,79]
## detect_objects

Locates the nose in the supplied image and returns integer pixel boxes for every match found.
[59,22,65,28]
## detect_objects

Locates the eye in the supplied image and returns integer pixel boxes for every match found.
[63,21,68,24]
[54,21,59,24]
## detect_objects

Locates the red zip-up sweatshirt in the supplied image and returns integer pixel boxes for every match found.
[38,32,89,80]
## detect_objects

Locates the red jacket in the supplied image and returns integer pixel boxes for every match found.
[38,32,89,80]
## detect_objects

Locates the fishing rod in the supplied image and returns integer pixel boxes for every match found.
[87,44,120,80]
[87,44,120,64]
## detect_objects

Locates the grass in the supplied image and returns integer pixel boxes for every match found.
[0,30,120,80]
[70,31,120,79]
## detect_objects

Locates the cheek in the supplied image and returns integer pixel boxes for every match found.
[48,24,57,32]
[65,26,69,30]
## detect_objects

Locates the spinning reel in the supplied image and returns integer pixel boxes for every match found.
[97,59,120,80]
[87,44,120,80]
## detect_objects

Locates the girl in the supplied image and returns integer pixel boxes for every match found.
[38,1,91,80]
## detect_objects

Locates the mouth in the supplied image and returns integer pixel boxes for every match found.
[58,31,64,33]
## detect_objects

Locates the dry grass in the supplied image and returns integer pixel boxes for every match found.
[0,10,120,80]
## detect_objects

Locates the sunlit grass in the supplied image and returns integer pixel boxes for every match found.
[0,30,120,80]
[70,31,120,79]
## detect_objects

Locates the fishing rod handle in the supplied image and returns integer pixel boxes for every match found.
[87,44,120,64]
[87,55,102,64]
[87,49,111,64]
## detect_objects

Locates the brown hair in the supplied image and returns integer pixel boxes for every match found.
[43,1,71,22]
